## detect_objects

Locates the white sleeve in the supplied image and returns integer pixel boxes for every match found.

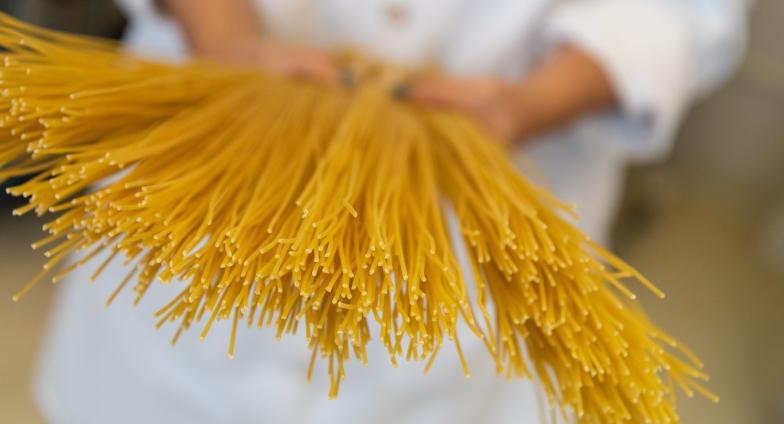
[544,0,750,161]
[114,0,160,17]
[113,0,188,60]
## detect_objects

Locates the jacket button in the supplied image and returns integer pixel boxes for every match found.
[384,4,409,25]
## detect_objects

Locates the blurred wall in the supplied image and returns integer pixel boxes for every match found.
[613,0,784,422]
[0,0,124,37]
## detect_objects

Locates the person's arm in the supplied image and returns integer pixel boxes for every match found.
[513,45,617,140]
[409,45,615,144]
[162,0,261,57]
[162,0,339,84]
[410,0,749,152]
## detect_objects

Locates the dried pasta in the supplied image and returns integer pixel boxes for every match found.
[0,13,714,423]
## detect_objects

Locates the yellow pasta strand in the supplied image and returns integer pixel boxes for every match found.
[0,13,714,423]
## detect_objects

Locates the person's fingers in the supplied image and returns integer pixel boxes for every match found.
[406,78,469,107]
[251,42,341,86]
[288,55,341,86]
[408,78,497,119]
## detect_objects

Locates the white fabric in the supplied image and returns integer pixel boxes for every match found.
[35,1,748,423]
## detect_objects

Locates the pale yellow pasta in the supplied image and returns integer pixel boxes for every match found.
[0,13,714,423]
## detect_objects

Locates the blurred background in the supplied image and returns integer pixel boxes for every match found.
[0,1,782,423]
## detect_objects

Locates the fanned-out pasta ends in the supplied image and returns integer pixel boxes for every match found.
[0,13,714,423]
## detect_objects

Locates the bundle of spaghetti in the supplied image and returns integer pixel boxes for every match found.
[0,13,714,423]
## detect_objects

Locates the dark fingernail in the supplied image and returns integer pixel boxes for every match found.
[339,67,356,88]
[391,83,410,100]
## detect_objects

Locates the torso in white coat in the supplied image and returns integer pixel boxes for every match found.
[34,0,746,423]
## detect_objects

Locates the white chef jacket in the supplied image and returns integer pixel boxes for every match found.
[34,1,748,423]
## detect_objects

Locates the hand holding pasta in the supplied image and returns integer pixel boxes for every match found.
[408,77,525,142]
[0,14,714,423]
[204,38,341,86]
